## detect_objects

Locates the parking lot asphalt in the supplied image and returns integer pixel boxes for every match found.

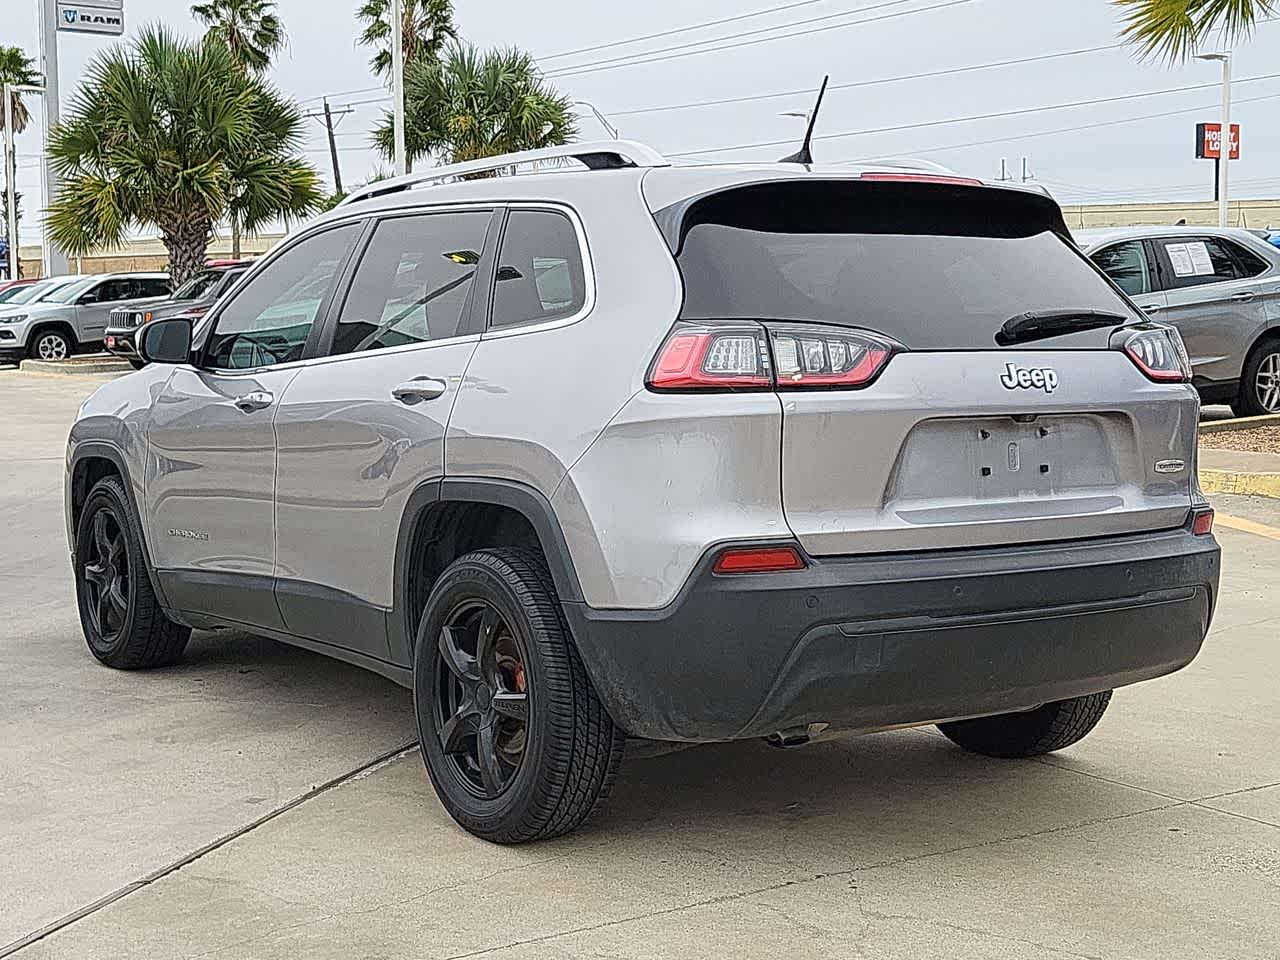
[3,371,1279,959]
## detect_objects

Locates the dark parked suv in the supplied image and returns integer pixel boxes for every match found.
[105,262,250,366]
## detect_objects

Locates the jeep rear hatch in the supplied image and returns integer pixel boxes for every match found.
[651,176,1198,555]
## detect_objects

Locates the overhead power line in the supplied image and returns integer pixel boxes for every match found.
[538,0,837,62]
[672,72,1280,157]
[544,0,978,79]
[890,90,1280,159]
[612,42,1122,117]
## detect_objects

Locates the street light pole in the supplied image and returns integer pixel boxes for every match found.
[390,0,407,176]
[38,0,67,278]
[1197,51,1232,228]
[3,83,44,282]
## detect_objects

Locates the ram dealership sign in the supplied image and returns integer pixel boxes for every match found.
[56,0,124,36]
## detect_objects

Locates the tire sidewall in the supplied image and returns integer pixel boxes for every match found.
[74,481,139,662]
[1242,342,1280,416]
[413,555,566,835]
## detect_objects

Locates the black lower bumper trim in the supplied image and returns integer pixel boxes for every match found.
[563,526,1220,742]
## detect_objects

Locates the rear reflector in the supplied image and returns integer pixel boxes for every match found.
[860,172,984,186]
[713,545,806,575]
[1192,509,1215,536]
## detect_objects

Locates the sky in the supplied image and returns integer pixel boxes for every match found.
[5,0,1280,244]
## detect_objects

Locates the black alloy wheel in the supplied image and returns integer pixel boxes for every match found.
[81,507,131,643]
[434,599,530,799]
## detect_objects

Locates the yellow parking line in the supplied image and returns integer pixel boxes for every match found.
[1216,513,1280,542]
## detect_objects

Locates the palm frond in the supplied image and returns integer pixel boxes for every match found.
[1116,0,1277,61]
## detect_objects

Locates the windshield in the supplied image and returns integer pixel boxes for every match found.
[44,277,97,304]
[171,270,222,301]
[3,280,64,305]
[668,181,1139,350]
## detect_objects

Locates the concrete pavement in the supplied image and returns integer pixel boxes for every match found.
[3,371,1279,959]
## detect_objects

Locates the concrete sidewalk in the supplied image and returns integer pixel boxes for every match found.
[1200,447,1280,498]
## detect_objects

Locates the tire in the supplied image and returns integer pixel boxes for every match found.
[937,691,1112,759]
[414,548,624,844]
[1233,338,1280,417]
[74,476,191,669]
[29,327,73,362]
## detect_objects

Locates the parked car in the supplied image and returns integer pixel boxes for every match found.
[66,142,1219,844]
[0,273,170,363]
[0,275,85,309]
[105,262,250,367]
[0,278,38,300]
[1077,226,1280,415]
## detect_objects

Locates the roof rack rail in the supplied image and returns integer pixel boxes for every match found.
[339,139,670,207]
[852,157,960,175]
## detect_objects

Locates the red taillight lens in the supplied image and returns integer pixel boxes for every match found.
[1122,326,1191,383]
[769,324,899,389]
[648,322,901,392]
[1192,509,1214,536]
[713,545,806,575]
[647,325,772,391]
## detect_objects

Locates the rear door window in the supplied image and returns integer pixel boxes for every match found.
[490,210,587,330]
[1089,241,1151,296]
[1153,236,1249,289]
[330,210,492,355]
[669,181,1138,350]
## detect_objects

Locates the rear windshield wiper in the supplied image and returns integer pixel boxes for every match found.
[996,309,1130,346]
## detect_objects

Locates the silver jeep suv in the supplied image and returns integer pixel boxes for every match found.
[65,142,1220,843]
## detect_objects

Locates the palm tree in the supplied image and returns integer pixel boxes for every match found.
[357,0,456,78]
[1116,0,1274,60]
[374,43,576,167]
[191,0,285,75]
[0,46,39,135]
[47,26,322,284]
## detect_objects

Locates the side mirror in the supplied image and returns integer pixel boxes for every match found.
[78,292,99,305]
[138,316,193,365]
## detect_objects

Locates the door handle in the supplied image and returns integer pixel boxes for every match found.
[392,377,448,404]
[233,390,274,413]
[1137,302,1164,313]
[1232,292,1257,302]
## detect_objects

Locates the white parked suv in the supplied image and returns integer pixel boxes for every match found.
[0,272,170,363]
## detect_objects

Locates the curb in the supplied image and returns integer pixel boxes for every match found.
[1199,413,1280,434]
[18,358,132,377]
[1200,468,1280,499]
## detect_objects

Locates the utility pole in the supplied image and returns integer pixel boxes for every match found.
[390,0,407,177]
[996,158,1012,182]
[1021,157,1033,183]
[38,0,68,278]
[305,98,355,195]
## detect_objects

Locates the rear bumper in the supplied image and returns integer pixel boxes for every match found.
[563,524,1220,742]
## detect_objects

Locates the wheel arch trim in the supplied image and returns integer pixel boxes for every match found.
[390,477,585,665]
[68,440,172,610]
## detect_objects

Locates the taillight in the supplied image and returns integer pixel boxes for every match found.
[713,545,806,575]
[769,324,899,389]
[647,325,772,391]
[647,322,899,392]
[1121,326,1191,383]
